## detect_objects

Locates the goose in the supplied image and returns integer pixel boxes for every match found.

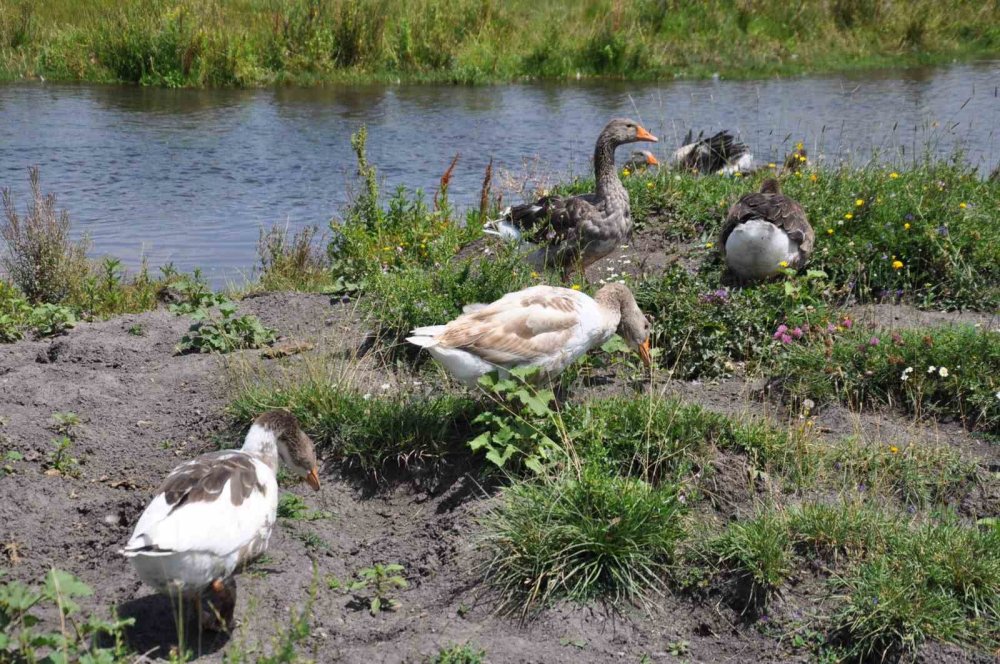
[720,178,814,282]
[623,150,660,172]
[407,283,651,387]
[122,410,320,630]
[483,118,658,277]
[782,145,809,173]
[674,130,753,175]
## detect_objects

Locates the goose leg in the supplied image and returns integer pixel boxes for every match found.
[202,577,237,632]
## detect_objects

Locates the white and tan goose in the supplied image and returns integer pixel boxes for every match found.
[407,283,652,387]
[720,178,815,282]
[122,410,320,630]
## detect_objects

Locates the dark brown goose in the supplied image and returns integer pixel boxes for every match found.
[720,178,814,282]
[484,118,658,277]
[623,150,660,172]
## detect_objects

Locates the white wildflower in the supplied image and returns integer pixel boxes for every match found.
[900,367,913,381]
[380,382,391,390]
[927,366,936,374]
[938,367,949,378]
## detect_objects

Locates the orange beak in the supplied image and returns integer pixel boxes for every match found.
[645,153,659,166]
[305,467,321,491]
[635,126,658,143]
[638,339,652,367]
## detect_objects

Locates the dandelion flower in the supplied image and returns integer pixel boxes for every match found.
[768,163,776,169]
[889,445,899,454]
[845,213,854,220]
[904,223,910,230]
[938,367,949,377]
[892,260,904,270]
[571,284,581,291]
[855,199,864,206]
[622,168,631,177]
[889,172,899,179]
[530,271,540,278]
[779,260,789,268]
[827,228,834,235]
[705,242,714,249]
[646,181,654,189]
[795,141,804,150]
[959,202,967,209]
[809,173,818,182]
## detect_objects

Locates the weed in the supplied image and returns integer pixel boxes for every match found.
[165,273,227,315]
[428,643,485,664]
[44,436,79,477]
[0,568,134,662]
[277,493,333,521]
[482,466,682,615]
[330,563,408,616]
[293,530,328,551]
[1,167,90,304]
[177,301,276,354]
[2,450,23,476]
[49,412,81,437]
[127,323,145,336]
[470,369,563,474]
[256,224,331,292]
[28,303,76,337]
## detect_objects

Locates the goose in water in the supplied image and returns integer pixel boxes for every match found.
[407,283,652,387]
[484,118,658,277]
[674,130,753,175]
[122,411,320,630]
[720,178,814,282]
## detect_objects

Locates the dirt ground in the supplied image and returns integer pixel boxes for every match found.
[1,242,997,663]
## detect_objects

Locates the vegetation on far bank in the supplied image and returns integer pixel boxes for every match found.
[1,0,999,87]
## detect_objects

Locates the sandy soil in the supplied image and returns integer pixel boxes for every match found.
[1,273,997,662]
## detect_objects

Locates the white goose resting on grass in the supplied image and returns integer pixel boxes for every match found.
[406,283,652,388]
[122,410,320,631]
[720,178,815,283]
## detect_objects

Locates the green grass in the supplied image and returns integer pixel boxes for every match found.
[2,0,998,86]
[777,323,1000,434]
[481,465,683,615]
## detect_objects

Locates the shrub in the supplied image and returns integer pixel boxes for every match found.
[177,300,276,354]
[1,167,90,304]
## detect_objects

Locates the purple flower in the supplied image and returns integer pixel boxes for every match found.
[869,336,880,347]
[937,225,949,237]
[792,327,804,339]
[858,483,867,492]
[842,318,853,329]
[827,323,837,333]
[905,213,915,221]
[780,333,793,344]
[881,253,889,260]
[773,324,789,340]
[715,288,729,300]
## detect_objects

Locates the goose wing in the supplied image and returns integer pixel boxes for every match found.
[720,192,812,253]
[433,286,587,366]
[507,193,600,245]
[123,451,275,559]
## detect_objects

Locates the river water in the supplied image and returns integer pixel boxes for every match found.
[1,61,998,285]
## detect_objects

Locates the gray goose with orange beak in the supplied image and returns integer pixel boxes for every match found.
[122,410,320,630]
[485,118,658,278]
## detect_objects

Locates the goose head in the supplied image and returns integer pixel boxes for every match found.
[602,118,659,148]
[595,283,652,367]
[252,410,320,490]
[625,150,660,169]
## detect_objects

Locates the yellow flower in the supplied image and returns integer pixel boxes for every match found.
[904,223,911,230]
[809,173,818,182]
[855,199,864,206]
[889,172,899,179]
[768,162,776,169]
[779,260,789,268]
[733,171,742,178]
[705,242,714,249]
[889,445,899,454]
[959,202,967,209]
[646,181,654,189]
[798,155,807,162]
[795,141,804,150]
[571,284,582,291]
[530,271,540,278]
[892,260,904,270]
[827,228,834,235]
[844,213,853,220]
[622,168,631,177]
[795,171,803,177]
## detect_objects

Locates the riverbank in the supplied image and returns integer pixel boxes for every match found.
[1,0,998,87]
[2,146,1000,661]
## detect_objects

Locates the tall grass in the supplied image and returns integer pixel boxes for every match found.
[2,0,998,86]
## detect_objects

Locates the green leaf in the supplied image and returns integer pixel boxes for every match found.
[370,596,381,615]
[468,432,491,451]
[0,580,42,611]
[44,569,93,615]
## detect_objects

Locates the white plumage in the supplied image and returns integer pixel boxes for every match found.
[723,218,799,282]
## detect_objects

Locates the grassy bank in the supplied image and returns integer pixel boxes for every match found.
[1,0,998,87]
